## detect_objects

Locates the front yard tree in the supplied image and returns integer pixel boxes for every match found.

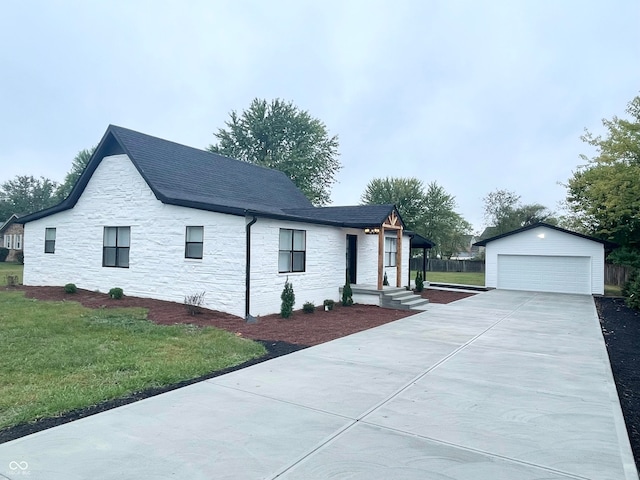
[565,94,640,249]
[0,175,58,218]
[209,98,341,206]
[56,146,96,201]
[482,189,556,235]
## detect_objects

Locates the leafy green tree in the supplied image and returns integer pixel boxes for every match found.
[360,177,426,231]
[209,98,341,206]
[56,146,96,201]
[422,182,472,259]
[0,175,58,219]
[361,178,471,258]
[566,95,640,248]
[482,189,556,236]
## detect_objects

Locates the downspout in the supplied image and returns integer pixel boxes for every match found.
[408,232,414,289]
[245,214,258,323]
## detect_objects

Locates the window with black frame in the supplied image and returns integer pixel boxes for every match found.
[278,228,306,273]
[185,226,204,259]
[103,226,130,268]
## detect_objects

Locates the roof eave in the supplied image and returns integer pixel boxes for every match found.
[472,223,618,249]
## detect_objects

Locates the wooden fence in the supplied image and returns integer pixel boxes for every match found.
[410,259,632,285]
[410,258,485,273]
[604,264,634,287]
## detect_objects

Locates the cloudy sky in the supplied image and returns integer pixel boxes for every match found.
[1,0,638,231]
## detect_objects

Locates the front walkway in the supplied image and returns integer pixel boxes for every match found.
[0,290,636,479]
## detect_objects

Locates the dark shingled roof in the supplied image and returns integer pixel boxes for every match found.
[283,205,404,228]
[473,222,618,249]
[19,126,404,229]
[407,231,435,249]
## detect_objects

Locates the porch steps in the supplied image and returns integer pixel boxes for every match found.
[380,288,430,311]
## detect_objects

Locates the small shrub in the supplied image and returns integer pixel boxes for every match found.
[624,271,640,311]
[303,301,315,313]
[64,283,77,294]
[0,248,8,262]
[622,270,638,298]
[415,271,424,292]
[16,251,24,265]
[184,291,206,316]
[323,299,335,311]
[6,275,19,287]
[383,272,389,286]
[342,282,353,307]
[109,287,124,300]
[280,278,295,318]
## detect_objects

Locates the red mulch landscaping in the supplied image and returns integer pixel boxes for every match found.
[419,289,476,304]
[18,286,474,346]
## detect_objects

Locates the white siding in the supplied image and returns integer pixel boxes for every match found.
[484,226,605,295]
[24,154,248,317]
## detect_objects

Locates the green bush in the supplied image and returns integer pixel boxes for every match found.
[342,282,353,307]
[280,278,295,318]
[415,271,424,292]
[109,287,124,300]
[323,299,335,311]
[624,271,640,311]
[303,301,315,313]
[64,283,77,294]
[0,248,8,262]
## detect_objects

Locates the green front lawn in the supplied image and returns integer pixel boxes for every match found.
[421,271,485,286]
[0,290,266,430]
[0,262,22,286]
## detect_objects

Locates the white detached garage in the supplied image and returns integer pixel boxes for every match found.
[474,223,615,295]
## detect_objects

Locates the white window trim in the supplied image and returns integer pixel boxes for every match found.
[13,234,22,250]
[385,237,398,267]
[3,234,11,250]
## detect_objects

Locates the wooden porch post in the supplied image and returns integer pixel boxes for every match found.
[396,228,402,287]
[377,226,385,290]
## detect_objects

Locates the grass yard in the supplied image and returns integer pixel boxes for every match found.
[0,289,266,430]
[0,262,22,286]
[422,271,485,286]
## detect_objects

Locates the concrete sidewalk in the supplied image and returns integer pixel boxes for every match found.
[0,290,636,479]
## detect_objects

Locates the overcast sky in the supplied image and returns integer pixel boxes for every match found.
[1,0,638,231]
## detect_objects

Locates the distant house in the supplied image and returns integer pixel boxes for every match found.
[1,214,24,262]
[18,125,421,318]
[450,234,479,260]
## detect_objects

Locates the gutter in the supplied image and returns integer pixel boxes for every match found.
[245,214,258,323]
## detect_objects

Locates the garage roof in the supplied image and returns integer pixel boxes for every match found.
[473,222,617,249]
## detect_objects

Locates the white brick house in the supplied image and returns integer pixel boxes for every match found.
[19,125,414,318]
[1,214,24,263]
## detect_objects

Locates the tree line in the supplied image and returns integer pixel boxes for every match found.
[2,95,638,274]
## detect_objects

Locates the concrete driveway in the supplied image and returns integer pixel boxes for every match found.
[0,290,636,479]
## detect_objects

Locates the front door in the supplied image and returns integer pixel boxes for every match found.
[346,235,357,284]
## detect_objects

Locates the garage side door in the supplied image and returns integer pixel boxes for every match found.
[497,255,591,294]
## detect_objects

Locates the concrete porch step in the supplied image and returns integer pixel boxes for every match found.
[381,289,430,311]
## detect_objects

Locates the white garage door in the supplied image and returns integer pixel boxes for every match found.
[497,255,591,294]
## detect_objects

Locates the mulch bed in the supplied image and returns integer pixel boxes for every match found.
[419,288,476,303]
[596,296,640,470]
